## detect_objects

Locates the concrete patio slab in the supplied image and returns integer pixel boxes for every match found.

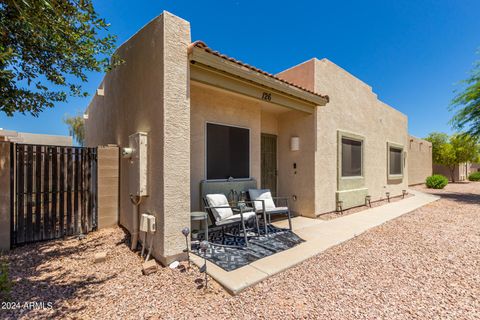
[190,252,269,291]
[192,189,440,294]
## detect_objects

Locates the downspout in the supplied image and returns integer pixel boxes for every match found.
[129,194,143,250]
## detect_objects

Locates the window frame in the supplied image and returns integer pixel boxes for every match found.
[204,121,251,181]
[387,142,404,180]
[340,136,364,179]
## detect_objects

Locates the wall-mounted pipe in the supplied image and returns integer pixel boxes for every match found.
[129,194,143,250]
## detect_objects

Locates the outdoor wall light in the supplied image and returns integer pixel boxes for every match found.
[122,147,133,159]
[291,136,300,151]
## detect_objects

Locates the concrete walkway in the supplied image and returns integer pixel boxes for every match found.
[191,189,440,294]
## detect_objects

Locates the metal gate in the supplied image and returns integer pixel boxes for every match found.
[261,133,277,196]
[11,144,98,247]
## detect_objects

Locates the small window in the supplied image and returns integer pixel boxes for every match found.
[206,123,249,180]
[389,147,402,175]
[341,138,362,177]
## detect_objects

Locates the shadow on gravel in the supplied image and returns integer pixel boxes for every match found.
[4,232,119,319]
[429,192,480,205]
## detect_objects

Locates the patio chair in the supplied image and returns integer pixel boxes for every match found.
[203,194,260,247]
[248,189,292,234]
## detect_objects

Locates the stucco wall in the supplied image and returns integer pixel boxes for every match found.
[190,83,262,211]
[470,163,480,173]
[433,163,469,182]
[261,111,279,135]
[277,110,316,216]
[85,12,191,264]
[407,136,432,185]
[278,58,409,214]
[190,82,316,216]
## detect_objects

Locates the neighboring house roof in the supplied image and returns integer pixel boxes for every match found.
[0,129,73,146]
[188,41,329,102]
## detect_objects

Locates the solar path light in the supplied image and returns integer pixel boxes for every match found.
[199,240,209,288]
[182,227,191,268]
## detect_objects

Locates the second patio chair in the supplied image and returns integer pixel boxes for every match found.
[248,189,292,235]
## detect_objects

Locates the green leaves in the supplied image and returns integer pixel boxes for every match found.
[0,256,12,301]
[450,53,480,138]
[63,113,85,146]
[426,132,479,166]
[1,0,119,116]
[425,132,480,181]
[425,174,448,189]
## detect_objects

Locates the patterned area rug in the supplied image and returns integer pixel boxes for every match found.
[192,224,304,272]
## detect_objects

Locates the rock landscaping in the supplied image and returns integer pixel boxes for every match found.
[3,182,479,319]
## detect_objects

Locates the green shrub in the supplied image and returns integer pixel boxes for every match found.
[426,174,449,189]
[0,256,12,301]
[468,171,480,181]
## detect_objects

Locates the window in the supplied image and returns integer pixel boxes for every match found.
[341,137,362,177]
[206,123,250,180]
[389,147,402,175]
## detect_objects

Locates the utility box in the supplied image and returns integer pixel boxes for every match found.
[128,132,148,197]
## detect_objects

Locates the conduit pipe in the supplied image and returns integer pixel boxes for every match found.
[129,194,143,250]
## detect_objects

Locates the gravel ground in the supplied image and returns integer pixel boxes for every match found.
[318,193,413,220]
[2,182,479,319]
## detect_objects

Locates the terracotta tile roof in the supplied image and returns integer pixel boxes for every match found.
[188,41,329,102]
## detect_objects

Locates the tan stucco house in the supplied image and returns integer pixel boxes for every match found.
[85,11,431,264]
[407,136,432,185]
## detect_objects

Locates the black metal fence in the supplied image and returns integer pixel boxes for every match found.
[11,144,98,247]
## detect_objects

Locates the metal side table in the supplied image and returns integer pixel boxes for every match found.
[190,211,209,242]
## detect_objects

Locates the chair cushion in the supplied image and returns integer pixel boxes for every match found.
[248,189,276,212]
[265,206,289,214]
[216,211,256,226]
[205,194,233,222]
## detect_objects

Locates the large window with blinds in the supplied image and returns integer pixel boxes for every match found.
[389,147,403,175]
[341,137,363,177]
[206,123,250,180]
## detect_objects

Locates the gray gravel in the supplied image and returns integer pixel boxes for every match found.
[3,182,479,319]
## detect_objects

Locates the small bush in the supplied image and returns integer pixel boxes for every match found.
[426,174,449,189]
[468,171,480,181]
[0,256,12,301]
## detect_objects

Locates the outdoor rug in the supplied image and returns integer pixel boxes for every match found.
[191,224,304,271]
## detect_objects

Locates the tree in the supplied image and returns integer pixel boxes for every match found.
[425,132,449,164]
[1,0,120,116]
[425,132,480,182]
[64,113,84,146]
[450,54,480,138]
[450,134,479,164]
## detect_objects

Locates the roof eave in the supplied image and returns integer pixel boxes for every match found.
[188,45,329,107]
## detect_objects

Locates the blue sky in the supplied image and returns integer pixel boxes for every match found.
[1,0,479,139]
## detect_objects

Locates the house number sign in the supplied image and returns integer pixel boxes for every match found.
[261,92,272,101]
